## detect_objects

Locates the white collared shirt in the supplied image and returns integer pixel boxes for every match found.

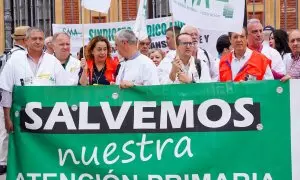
[231,48,274,80]
[157,50,176,84]
[158,53,211,84]
[261,43,286,75]
[0,51,72,107]
[115,53,159,86]
[196,48,219,81]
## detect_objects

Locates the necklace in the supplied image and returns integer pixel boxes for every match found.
[93,64,106,84]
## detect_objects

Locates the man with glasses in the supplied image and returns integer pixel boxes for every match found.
[247,19,286,78]
[138,36,151,56]
[180,25,219,81]
[160,33,211,84]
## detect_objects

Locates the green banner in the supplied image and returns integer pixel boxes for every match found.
[9,81,292,180]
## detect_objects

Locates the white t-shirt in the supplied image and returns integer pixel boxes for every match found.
[115,53,159,86]
[261,44,286,75]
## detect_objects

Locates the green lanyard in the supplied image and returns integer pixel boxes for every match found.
[61,55,71,69]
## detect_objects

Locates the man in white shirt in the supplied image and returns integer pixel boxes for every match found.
[10,26,30,54]
[0,25,30,175]
[247,19,286,77]
[138,36,151,56]
[0,27,71,133]
[157,26,181,84]
[219,27,274,82]
[180,25,219,81]
[115,29,159,88]
[167,33,211,84]
[52,32,81,85]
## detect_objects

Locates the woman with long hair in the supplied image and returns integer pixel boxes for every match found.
[269,29,291,59]
[79,36,119,85]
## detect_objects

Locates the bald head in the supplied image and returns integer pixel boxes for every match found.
[289,30,300,55]
[44,36,54,54]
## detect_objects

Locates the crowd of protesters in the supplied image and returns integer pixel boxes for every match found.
[0,18,300,175]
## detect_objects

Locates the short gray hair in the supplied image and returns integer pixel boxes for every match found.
[115,29,137,44]
[247,18,262,29]
[180,25,200,35]
[52,32,70,42]
[25,27,44,39]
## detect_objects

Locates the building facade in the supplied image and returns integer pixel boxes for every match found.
[0,0,300,54]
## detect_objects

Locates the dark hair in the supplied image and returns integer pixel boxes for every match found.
[216,34,231,55]
[270,29,291,55]
[86,36,111,60]
[166,26,181,36]
[176,33,192,46]
[228,27,248,38]
[77,46,86,60]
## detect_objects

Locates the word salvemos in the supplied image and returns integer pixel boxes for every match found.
[21,98,260,133]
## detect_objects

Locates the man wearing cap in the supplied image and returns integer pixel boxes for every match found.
[0,25,29,175]
[263,25,275,47]
[9,26,30,56]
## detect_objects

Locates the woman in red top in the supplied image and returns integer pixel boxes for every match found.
[79,36,119,85]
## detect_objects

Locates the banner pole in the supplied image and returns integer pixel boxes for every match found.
[171,14,178,51]
[82,6,85,58]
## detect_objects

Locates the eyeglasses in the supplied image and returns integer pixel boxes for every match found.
[179,42,194,47]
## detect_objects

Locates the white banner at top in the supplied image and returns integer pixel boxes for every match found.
[170,0,245,33]
[52,17,226,58]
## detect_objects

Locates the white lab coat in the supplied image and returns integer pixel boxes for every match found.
[65,56,81,85]
[0,51,70,93]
